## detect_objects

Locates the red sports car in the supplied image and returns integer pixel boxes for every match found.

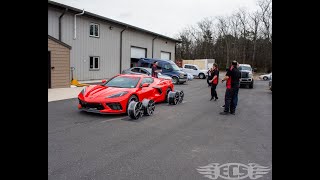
[78,74,174,114]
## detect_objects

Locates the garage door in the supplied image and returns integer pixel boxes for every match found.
[131,47,146,58]
[161,52,171,60]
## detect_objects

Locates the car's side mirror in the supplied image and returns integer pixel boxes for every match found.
[141,83,149,88]
[102,79,106,83]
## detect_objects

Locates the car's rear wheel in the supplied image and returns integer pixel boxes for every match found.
[172,77,179,84]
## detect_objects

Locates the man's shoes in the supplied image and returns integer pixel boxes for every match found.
[210,97,214,101]
[220,111,229,115]
[214,97,218,101]
[221,105,225,108]
[230,111,235,115]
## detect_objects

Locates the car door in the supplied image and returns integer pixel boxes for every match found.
[136,77,155,100]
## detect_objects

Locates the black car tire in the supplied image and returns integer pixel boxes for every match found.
[126,95,138,114]
[128,101,143,120]
[142,99,155,116]
[172,77,179,84]
[249,82,254,89]
[168,91,180,105]
[165,88,172,103]
[199,73,205,79]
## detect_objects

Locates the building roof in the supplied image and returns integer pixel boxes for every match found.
[48,1,182,43]
[48,35,72,49]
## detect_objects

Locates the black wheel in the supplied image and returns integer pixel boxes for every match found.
[172,77,179,84]
[168,91,180,105]
[126,95,138,113]
[174,90,184,104]
[165,88,172,103]
[249,82,254,89]
[142,99,155,116]
[178,90,184,103]
[199,73,205,79]
[263,76,268,80]
[128,101,143,120]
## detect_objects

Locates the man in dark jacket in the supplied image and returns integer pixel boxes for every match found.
[151,61,161,78]
[209,63,219,101]
[220,61,241,115]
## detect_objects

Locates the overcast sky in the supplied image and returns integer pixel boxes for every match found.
[52,0,260,39]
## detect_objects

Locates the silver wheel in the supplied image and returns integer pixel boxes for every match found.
[128,101,143,120]
[168,91,180,105]
[142,99,155,116]
[263,76,268,80]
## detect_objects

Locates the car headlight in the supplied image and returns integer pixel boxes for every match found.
[81,87,87,94]
[249,73,253,78]
[179,74,184,78]
[106,91,128,98]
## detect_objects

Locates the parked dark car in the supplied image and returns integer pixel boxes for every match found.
[137,58,188,84]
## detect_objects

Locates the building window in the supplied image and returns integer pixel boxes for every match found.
[90,23,99,37]
[90,56,100,70]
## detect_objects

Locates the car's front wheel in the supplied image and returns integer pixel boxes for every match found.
[165,88,172,103]
[263,76,268,80]
[126,95,138,113]
[172,77,179,84]
[249,82,254,89]
[199,73,205,79]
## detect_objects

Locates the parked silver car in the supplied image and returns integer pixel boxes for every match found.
[122,67,172,81]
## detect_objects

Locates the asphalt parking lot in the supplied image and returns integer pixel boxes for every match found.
[48,79,272,180]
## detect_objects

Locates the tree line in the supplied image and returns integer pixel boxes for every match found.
[175,0,272,72]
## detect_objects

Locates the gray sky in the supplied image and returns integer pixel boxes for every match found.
[53,0,259,39]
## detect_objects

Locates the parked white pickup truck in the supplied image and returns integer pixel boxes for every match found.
[180,64,208,79]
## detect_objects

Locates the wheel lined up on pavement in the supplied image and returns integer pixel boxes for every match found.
[168,90,184,105]
[142,99,155,116]
[128,99,155,120]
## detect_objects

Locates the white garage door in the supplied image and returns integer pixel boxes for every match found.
[161,52,171,60]
[131,47,146,58]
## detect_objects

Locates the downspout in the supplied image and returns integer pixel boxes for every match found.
[74,9,85,40]
[152,35,159,58]
[59,8,68,41]
[120,26,128,73]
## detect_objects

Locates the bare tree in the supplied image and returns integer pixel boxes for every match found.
[248,10,261,68]
[258,0,272,42]
[236,8,249,64]
[217,16,231,68]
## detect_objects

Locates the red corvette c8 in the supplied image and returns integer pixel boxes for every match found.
[78,74,174,114]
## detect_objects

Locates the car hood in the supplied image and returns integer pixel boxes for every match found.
[177,70,187,75]
[82,85,135,99]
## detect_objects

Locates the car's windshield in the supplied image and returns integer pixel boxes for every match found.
[169,62,181,71]
[105,76,140,88]
[238,66,252,71]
